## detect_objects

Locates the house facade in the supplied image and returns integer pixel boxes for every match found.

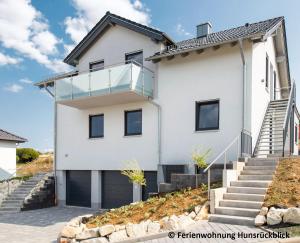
[0,129,27,180]
[36,12,298,209]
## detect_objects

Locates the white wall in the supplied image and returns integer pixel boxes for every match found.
[56,101,158,170]
[0,141,17,178]
[156,44,251,164]
[251,37,282,148]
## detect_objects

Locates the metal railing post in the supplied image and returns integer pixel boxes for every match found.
[207,169,211,200]
[108,69,111,93]
[88,73,91,96]
[142,68,145,96]
[224,152,227,170]
[71,77,73,100]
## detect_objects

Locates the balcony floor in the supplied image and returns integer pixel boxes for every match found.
[57,90,150,109]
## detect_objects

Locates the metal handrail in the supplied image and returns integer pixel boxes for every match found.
[282,81,296,156]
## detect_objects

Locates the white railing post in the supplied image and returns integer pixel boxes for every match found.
[108,69,111,93]
[207,169,211,200]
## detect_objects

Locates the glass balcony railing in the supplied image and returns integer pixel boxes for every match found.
[55,62,154,101]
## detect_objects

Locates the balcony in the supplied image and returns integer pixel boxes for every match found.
[55,62,154,109]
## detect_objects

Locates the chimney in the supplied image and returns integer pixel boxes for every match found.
[196,22,212,38]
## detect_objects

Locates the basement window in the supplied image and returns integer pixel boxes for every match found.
[125,109,142,136]
[196,100,219,131]
[89,114,104,138]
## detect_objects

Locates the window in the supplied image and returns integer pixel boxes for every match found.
[89,60,104,72]
[196,100,219,131]
[89,115,104,138]
[125,51,143,66]
[265,55,269,88]
[125,109,142,136]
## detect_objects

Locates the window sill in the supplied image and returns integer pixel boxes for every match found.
[88,137,104,140]
[123,134,142,138]
[194,129,220,133]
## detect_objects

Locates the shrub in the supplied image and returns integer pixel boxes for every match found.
[16,148,39,163]
[192,147,211,169]
[121,159,146,186]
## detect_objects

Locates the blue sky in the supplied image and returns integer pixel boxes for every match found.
[0,0,299,151]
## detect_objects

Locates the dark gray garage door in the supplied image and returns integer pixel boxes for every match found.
[102,171,133,209]
[142,171,158,201]
[66,170,91,207]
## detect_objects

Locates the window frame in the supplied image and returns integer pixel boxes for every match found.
[125,50,143,66]
[89,59,104,72]
[124,109,142,136]
[265,54,269,89]
[89,114,104,138]
[195,99,220,131]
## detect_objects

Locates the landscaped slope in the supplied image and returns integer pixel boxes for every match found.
[87,186,208,228]
[17,154,53,177]
[264,157,300,207]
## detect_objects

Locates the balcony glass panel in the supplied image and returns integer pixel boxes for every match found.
[72,72,90,98]
[90,69,110,96]
[109,63,131,93]
[56,78,72,101]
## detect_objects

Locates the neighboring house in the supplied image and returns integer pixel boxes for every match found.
[0,129,27,180]
[36,12,298,209]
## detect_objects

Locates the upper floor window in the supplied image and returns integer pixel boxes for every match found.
[90,60,104,72]
[125,109,142,136]
[125,51,143,66]
[196,100,219,131]
[265,54,269,88]
[89,114,104,138]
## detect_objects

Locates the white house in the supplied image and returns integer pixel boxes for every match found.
[36,12,298,209]
[0,129,27,180]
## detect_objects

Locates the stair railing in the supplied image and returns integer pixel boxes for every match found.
[282,81,296,156]
[203,133,241,199]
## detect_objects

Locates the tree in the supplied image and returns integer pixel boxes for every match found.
[16,148,39,163]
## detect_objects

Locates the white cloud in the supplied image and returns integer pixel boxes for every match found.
[64,0,151,44]
[19,78,33,84]
[176,23,192,37]
[0,0,69,73]
[4,84,23,93]
[0,52,22,65]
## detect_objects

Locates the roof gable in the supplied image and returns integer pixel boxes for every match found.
[64,12,174,66]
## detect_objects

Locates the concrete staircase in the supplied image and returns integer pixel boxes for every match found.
[0,173,48,213]
[209,157,278,226]
[254,99,288,157]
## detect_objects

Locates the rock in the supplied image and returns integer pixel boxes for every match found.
[147,221,160,234]
[267,208,282,225]
[109,229,128,242]
[259,207,268,216]
[161,215,178,230]
[273,204,288,209]
[194,205,201,215]
[255,215,266,226]
[188,211,196,219]
[80,238,109,243]
[76,228,100,240]
[126,223,146,238]
[79,214,94,224]
[68,217,81,227]
[184,212,189,216]
[58,237,71,243]
[61,225,83,238]
[178,215,195,228]
[283,207,300,224]
[194,202,209,220]
[99,224,115,237]
[115,225,125,231]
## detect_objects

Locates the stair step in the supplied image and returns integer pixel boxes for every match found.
[246,160,278,166]
[243,165,277,170]
[223,193,265,201]
[215,206,260,217]
[241,169,275,175]
[0,207,20,211]
[238,175,273,180]
[219,200,263,209]
[209,214,255,226]
[227,186,267,194]
[231,180,271,188]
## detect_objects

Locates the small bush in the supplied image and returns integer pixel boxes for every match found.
[17,148,39,163]
[121,159,146,186]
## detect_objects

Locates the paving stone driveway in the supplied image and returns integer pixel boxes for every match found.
[0,207,98,243]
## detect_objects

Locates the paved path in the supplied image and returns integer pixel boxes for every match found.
[146,220,269,243]
[0,207,97,243]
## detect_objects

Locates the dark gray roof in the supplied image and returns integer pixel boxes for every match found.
[0,129,27,143]
[64,11,174,66]
[147,17,284,59]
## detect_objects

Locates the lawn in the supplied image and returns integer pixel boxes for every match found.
[272,225,300,237]
[263,157,300,207]
[17,154,53,177]
[86,185,213,228]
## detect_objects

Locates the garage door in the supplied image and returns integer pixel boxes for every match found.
[102,171,133,209]
[142,171,158,201]
[66,170,91,207]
